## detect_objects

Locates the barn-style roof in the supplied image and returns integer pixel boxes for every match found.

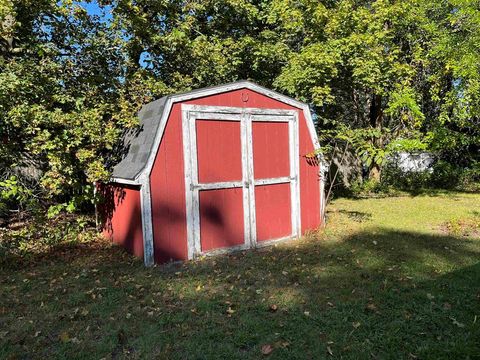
[112,97,168,181]
[110,80,313,184]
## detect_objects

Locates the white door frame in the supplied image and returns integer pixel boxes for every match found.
[182,104,301,259]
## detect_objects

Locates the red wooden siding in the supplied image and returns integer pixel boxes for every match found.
[252,121,290,179]
[251,120,293,241]
[298,111,321,233]
[149,103,189,263]
[199,188,245,251]
[99,184,143,258]
[255,183,292,241]
[196,119,242,182]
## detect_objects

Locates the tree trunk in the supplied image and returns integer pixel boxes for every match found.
[369,163,381,181]
[368,93,383,181]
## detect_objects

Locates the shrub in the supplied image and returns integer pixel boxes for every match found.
[430,161,460,189]
[381,162,432,191]
[0,213,98,268]
[379,159,480,192]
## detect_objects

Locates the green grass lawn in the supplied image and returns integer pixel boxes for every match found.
[1,193,479,359]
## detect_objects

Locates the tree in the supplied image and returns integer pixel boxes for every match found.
[274,0,479,182]
[0,1,138,214]
[105,0,293,92]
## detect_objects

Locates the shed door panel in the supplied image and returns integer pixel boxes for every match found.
[196,119,242,183]
[199,188,245,252]
[252,122,290,179]
[251,118,295,243]
[255,183,292,242]
[193,116,246,253]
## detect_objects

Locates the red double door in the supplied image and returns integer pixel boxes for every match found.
[182,105,300,258]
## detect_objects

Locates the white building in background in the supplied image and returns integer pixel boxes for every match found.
[389,152,435,173]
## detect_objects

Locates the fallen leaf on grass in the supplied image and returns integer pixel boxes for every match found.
[327,346,334,356]
[450,317,465,328]
[226,307,235,316]
[269,304,278,312]
[365,303,378,313]
[352,322,361,329]
[261,344,273,356]
[59,332,70,343]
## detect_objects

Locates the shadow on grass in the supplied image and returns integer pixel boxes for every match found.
[401,187,480,197]
[1,229,479,359]
[336,210,372,222]
[0,238,133,271]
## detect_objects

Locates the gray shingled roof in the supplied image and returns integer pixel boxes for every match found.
[111,80,307,182]
[111,96,168,181]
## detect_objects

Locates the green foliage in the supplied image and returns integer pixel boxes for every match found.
[275,0,479,181]
[431,160,480,191]
[379,159,480,193]
[349,178,389,196]
[0,1,144,213]
[0,213,98,264]
[380,163,433,193]
[0,176,31,204]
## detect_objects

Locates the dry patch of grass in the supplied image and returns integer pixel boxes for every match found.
[441,216,479,238]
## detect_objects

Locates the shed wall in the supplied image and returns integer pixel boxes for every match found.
[99,184,144,259]
[149,103,189,263]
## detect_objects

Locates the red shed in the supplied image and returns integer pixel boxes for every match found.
[100,81,326,266]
